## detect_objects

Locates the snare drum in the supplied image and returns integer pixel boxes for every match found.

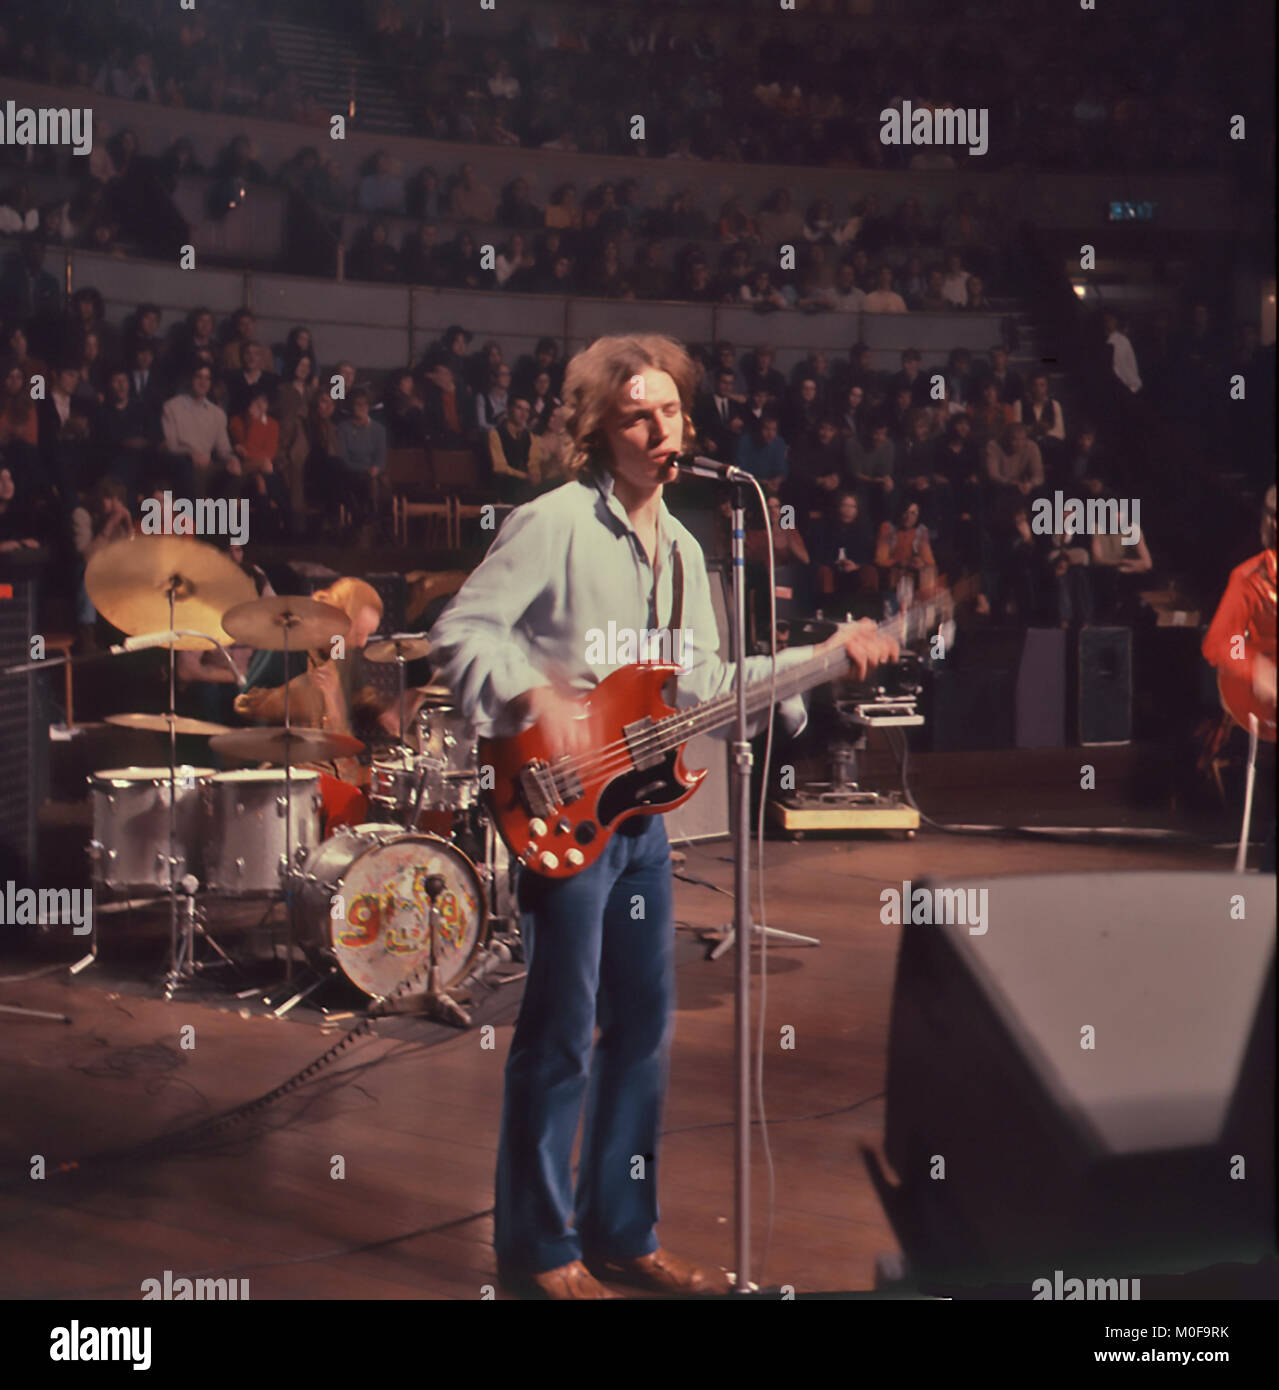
[88,766,212,892]
[297,823,487,998]
[203,768,323,895]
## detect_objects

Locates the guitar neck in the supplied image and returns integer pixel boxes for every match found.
[652,601,943,751]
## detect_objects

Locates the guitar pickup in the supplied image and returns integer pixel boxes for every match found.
[623,717,663,770]
[517,761,558,818]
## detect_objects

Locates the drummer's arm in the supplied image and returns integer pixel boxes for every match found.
[234,672,326,724]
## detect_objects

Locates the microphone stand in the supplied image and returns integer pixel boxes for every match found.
[727,474,754,1296]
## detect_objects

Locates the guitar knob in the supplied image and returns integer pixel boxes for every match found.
[537,851,559,871]
[565,848,585,868]
[528,817,548,838]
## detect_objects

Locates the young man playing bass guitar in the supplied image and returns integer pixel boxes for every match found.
[429,334,897,1299]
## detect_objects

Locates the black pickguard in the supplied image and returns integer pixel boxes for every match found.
[596,751,687,826]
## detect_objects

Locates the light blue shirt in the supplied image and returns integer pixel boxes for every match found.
[428,471,810,739]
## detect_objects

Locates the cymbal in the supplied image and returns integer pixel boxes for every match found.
[364,633,432,664]
[414,684,455,706]
[106,712,232,737]
[222,595,351,652]
[210,726,365,764]
[85,535,257,650]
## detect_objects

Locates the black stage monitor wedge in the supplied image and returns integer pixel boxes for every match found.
[876,872,1275,1287]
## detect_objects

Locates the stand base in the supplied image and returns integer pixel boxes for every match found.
[769,790,920,835]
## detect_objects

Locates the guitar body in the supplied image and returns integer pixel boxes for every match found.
[478,662,706,880]
[1218,667,1277,742]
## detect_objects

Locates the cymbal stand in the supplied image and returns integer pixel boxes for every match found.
[420,873,471,1027]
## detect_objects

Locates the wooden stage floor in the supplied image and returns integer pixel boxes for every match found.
[0,828,1234,1300]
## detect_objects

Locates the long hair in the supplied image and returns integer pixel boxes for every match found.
[563,333,696,480]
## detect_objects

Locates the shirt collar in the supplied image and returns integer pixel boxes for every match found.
[592,469,677,560]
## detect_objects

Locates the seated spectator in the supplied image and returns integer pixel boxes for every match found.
[439,230,491,291]
[584,241,633,299]
[526,371,559,433]
[941,252,971,307]
[224,342,280,421]
[218,308,256,372]
[467,339,505,397]
[68,287,121,368]
[0,358,40,478]
[476,364,513,430]
[713,342,748,398]
[978,345,1023,405]
[630,242,673,301]
[497,177,543,229]
[407,166,444,221]
[1013,370,1066,477]
[744,492,812,634]
[846,417,897,524]
[1067,424,1108,486]
[985,422,1045,526]
[741,266,788,310]
[827,261,867,312]
[95,367,158,501]
[715,246,754,303]
[899,255,928,307]
[782,377,822,444]
[38,360,95,498]
[864,265,907,313]
[529,402,572,492]
[1102,309,1142,394]
[545,182,582,231]
[717,197,759,245]
[963,275,992,312]
[335,388,387,527]
[890,349,932,408]
[71,477,135,647]
[1045,528,1094,627]
[918,266,951,313]
[229,388,287,539]
[946,347,975,406]
[495,234,537,290]
[695,366,747,459]
[839,384,868,443]
[350,219,402,282]
[0,463,53,551]
[785,416,846,523]
[449,163,497,223]
[305,391,344,520]
[811,490,879,613]
[513,338,565,399]
[382,370,426,448]
[401,223,443,286]
[1089,492,1153,621]
[358,151,405,214]
[73,331,110,405]
[973,380,1014,444]
[682,260,717,303]
[756,188,804,248]
[488,396,534,502]
[875,500,940,601]
[275,354,315,525]
[420,355,471,447]
[802,196,839,244]
[733,413,788,494]
[741,345,787,404]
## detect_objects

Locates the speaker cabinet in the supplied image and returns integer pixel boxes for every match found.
[878,871,1275,1284]
[1076,625,1132,745]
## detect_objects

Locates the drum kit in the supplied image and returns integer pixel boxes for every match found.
[44,534,521,1024]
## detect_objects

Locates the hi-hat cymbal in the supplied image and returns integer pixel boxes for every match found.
[222,595,351,652]
[106,712,232,737]
[85,535,257,650]
[364,633,432,664]
[210,726,364,764]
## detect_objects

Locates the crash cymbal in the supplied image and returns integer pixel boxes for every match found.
[364,633,432,664]
[221,595,351,652]
[85,535,256,650]
[210,726,364,764]
[414,684,455,706]
[106,712,232,737]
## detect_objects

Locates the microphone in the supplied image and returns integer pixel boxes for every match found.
[111,631,186,652]
[669,452,752,484]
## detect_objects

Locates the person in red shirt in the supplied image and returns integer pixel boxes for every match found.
[229,387,287,536]
[1202,484,1276,869]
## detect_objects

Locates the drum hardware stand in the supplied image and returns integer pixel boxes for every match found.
[267,959,340,1019]
[417,873,471,1027]
[163,875,239,999]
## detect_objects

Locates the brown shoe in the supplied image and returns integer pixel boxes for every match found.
[516,1260,620,1300]
[586,1248,731,1296]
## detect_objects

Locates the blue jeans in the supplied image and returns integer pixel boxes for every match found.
[495,815,675,1276]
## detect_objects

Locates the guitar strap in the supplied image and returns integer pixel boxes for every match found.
[667,545,685,639]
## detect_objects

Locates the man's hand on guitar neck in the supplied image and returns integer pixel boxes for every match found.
[818,619,900,681]
[509,685,593,760]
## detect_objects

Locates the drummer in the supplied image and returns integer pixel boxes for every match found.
[233,577,427,831]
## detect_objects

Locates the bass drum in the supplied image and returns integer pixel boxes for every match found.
[297,824,487,999]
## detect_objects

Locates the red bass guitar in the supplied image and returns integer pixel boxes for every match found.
[479,593,953,879]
